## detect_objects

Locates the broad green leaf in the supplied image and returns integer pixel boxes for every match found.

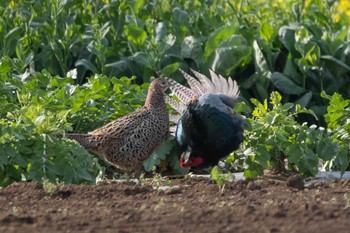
[267,115,277,125]
[275,131,288,142]
[260,22,274,42]
[75,59,98,73]
[255,146,270,168]
[155,22,166,43]
[210,45,251,76]
[0,56,13,73]
[63,165,75,183]
[4,144,17,158]
[281,103,294,111]
[86,41,99,56]
[305,45,320,65]
[203,21,239,61]
[253,39,272,73]
[181,36,203,64]
[0,147,9,166]
[301,148,318,176]
[295,26,312,56]
[11,153,27,168]
[173,7,189,26]
[279,24,298,55]
[270,91,282,105]
[320,91,331,100]
[240,73,259,89]
[124,24,147,46]
[270,72,305,95]
[321,55,350,72]
[105,59,129,73]
[131,52,150,66]
[286,144,302,163]
[334,146,349,175]
[208,35,250,75]
[143,139,175,172]
[295,91,312,107]
[317,138,338,161]
[133,0,144,14]
[254,82,269,103]
[234,101,252,114]
[283,57,301,84]
[161,62,181,76]
[5,27,21,40]
[295,108,318,120]
[244,169,262,179]
[156,34,176,52]
[4,27,22,56]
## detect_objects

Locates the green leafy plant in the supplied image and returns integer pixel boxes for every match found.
[144,137,189,175]
[0,70,150,186]
[1,0,350,186]
[2,0,350,124]
[42,177,58,196]
[235,91,348,178]
[321,91,350,171]
[210,166,235,193]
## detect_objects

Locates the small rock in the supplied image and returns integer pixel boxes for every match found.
[273,210,287,218]
[286,174,304,190]
[164,187,182,195]
[311,203,320,211]
[247,181,260,191]
[245,205,256,214]
[240,190,248,198]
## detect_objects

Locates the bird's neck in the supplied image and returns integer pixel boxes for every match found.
[145,88,166,109]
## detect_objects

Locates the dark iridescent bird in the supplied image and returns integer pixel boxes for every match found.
[66,78,170,173]
[165,69,244,170]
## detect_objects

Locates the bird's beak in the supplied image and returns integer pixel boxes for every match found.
[182,150,191,163]
[180,148,204,168]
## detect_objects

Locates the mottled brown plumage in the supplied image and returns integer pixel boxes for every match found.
[67,78,170,172]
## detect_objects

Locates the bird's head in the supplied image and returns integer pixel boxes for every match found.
[179,147,204,168]
[145,77,170,108]
[150,77,169,93]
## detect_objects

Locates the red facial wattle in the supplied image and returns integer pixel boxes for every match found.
[180,154,203,168]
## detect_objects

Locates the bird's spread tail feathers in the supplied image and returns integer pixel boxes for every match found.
[165,95,185,113]
[165,77,198,104]
[165,69,240,116]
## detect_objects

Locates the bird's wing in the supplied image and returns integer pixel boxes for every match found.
[110,111,167,159]
[90,108,149,137]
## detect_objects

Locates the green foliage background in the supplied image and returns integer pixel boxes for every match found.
[1,0,350,186]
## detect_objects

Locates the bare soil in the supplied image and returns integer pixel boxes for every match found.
[1,175,350,233]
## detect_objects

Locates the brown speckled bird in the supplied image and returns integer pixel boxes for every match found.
[67,78,170,172]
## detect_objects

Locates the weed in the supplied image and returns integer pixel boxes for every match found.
[42,178,58,196]
[210,166,235,193]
